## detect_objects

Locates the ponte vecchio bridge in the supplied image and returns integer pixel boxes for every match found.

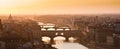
[39,23,85,44]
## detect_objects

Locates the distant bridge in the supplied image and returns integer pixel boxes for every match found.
[40,30,85,44]
[38,23,86,44]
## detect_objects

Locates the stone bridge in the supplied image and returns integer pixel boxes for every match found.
[40,30,85,44]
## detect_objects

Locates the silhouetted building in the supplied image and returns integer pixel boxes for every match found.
[113,21,120,46]
[8,14,14,23]
[88,21,114,45]
[0,19,3,30]
[0,19,3,38]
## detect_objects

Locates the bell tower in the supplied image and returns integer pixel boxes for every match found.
[8,14,14,23]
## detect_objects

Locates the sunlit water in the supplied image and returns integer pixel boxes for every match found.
[53,42,89,49]
[42,36,89,49]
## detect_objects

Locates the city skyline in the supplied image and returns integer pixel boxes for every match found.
[0,0,120,15]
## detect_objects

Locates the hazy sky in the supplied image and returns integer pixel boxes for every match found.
[0,0,120,15]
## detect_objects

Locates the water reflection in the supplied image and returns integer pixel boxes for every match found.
[53,43,89,49]
[69,37,76,43]
[42,37,51,44]
[42,37,88,49]
[54,36,66,44]
[54,40,64,44]
[42,36,77,44]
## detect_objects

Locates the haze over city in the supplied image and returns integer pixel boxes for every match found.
[0,0,120,15]
[0,0,120,49]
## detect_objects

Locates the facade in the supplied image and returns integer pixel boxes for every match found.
[88,20,115,45]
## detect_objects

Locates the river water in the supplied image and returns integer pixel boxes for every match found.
[42,36,89,49]
[53,42,89,49]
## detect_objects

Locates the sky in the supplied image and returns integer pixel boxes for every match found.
[0,0,120,15]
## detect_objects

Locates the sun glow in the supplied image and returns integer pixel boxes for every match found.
[0,0,120,15]
[0,0,20,7]
[0,0,39,8]
[0,0,42,15]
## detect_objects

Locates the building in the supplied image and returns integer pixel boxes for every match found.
[88,20,115,46]
[0,19,3,38]
[113,21,120,46]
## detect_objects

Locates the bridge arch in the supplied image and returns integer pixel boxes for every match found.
[53,36,66,44]
[68,36,79,43]
[41,36,51,44]
[53,36,66,40]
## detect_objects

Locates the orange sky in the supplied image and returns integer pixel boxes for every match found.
[0,0,120,15]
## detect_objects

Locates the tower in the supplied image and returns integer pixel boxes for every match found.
[8,14,14,23]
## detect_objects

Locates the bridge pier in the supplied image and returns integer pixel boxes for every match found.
[50,37,54,44]
[65,37,69,42]
[41,30,83,44]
